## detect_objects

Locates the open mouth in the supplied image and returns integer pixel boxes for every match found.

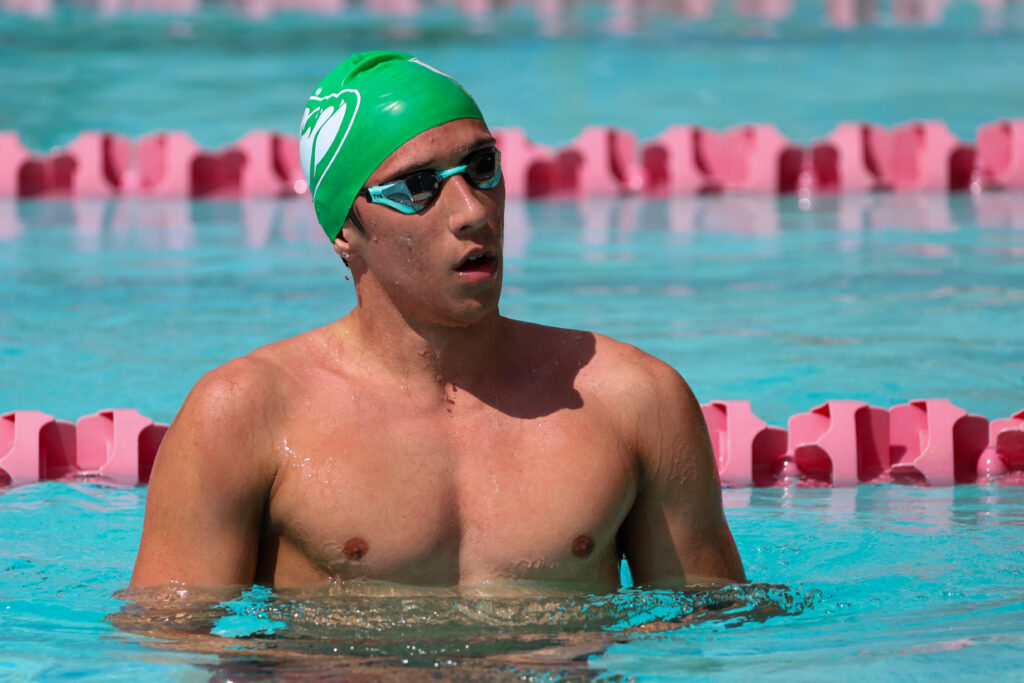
[455,252,496,274]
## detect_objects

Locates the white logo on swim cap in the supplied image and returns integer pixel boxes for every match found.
[299,88,361,199]
[409,58,456,81]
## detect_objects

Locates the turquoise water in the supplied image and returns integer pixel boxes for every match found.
[4,2,1024,679]
[2,194,1022,426]
[2,194,1024,678]
[2,2,1024,149]
[2,482,1023,679]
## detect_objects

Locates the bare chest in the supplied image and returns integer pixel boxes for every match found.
[261,403,637,588]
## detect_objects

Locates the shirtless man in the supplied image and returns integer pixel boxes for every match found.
[131,51,745,592]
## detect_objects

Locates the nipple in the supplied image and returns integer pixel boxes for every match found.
[572,534,594,558]
[343,537,368,561]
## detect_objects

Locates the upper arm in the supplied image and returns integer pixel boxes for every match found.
[131,359,279,588]
[617,356,746,587]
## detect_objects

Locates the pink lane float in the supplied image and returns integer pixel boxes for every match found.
[0,0,1008,27]
[2,402,1022,488]
[3,120,1023,200]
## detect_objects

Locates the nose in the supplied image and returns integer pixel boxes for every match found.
[444,174,489,235]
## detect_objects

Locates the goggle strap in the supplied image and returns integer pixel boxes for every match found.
[436,163,469,181]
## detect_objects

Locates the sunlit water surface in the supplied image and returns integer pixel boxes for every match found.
[2,194,1023,679]
[2,194,1022,425]
[3,3,1024,678]
[2,483,1023,680]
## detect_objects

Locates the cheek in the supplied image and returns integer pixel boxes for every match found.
[398,235,417,256]
[394,234,429,269]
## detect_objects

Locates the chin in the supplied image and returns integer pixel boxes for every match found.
[447,293,501,328]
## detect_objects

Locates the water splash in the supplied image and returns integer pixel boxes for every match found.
[113,580,819,666]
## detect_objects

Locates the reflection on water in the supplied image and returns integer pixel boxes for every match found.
[3,192,1024,250]
[111,580,819,676]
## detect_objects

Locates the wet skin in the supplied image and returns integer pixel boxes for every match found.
[131,119,745,591]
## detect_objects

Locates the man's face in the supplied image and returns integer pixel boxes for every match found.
[342,118,505,328]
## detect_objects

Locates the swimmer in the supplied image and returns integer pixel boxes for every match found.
[130,51,745,592]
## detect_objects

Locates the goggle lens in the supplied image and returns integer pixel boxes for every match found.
[361,147,502,214]
[465,148,500,187]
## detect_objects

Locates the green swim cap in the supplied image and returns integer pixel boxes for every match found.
[299,51,485,240]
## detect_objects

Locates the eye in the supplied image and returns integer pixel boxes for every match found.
[401,171,441,203]
[466,148,499,180]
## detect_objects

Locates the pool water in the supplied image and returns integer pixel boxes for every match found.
[2,193,1022,425]
[3,0,1024,679]
[2,482,1023,679]
[3,2,1024,149]
[2,193,1023,678]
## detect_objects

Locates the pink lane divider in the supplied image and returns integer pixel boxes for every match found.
[0,121,1013,199]
[696,124,802,193]
[732,0,794,20]
[65,131,132,196]
[0,409,169,487]
[0,131,132,197]
[701,400,786,488]
[272,0,348,14]
[11,143,75,197]
[783,401,889,487]
[492,127,556,198]
[975,408,1024,484]
[0,132,31,197]
[136,131,300,198]
[136,131,202,196]
[890,121,975,192]
[553,126,645,196]
[641,125,711,195]
[235,130,294,196]
[269,133,307,194]
[496,126,645,198]
[364,0,422,17]
[75,409,169,485]
[110,0,201,12]
[0,411,77,487]
[0,130,306,198]
[867,121,975,192]
[826,0,876,29]
[976,119,1024,190]
[1,0,53,17]
[888,399,989,486]
[811,122,880,193]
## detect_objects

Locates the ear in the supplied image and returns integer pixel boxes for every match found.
[332,235,350,261]
[332,223,357,265]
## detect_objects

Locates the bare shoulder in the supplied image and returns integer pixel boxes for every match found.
[180,354,279,429]
[135,344,299,587]
[589,334,706,454]
[588,333,694,400]
[176,321,340,430]
[543,326,701,421]
[154,337,312,483]
[506,319,704,447]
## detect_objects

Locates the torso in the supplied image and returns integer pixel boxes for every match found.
[250,319,641,590]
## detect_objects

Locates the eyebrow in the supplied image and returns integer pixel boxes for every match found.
[380,137,497,183]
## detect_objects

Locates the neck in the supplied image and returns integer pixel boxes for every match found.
[337,292,508,397]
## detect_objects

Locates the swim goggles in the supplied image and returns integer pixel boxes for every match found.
[357,147,502,214]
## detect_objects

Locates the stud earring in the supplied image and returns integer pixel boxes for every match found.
[342,251,350,259]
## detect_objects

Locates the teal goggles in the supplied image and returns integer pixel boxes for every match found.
[357,147,502,214]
